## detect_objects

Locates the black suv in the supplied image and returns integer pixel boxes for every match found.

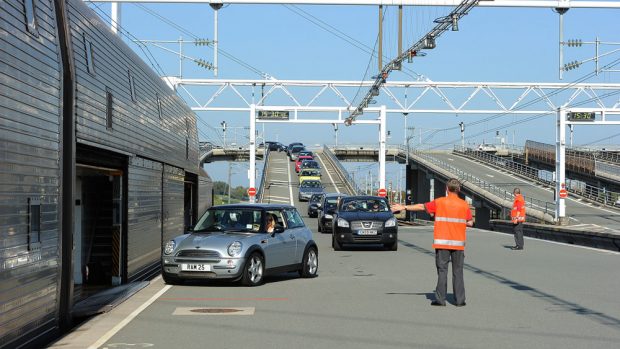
[331,196,398,251]
[317,193,347,233]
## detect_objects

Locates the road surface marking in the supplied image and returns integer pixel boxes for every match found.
[286,158,294,205]
[316,154,340,193]
[88,283,172,349]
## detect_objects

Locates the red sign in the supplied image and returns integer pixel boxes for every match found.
[377,188,387,197]
[559,189,568,198]
[247,187,257,197]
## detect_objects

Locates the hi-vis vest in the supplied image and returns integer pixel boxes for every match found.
[433,194,469,250]
[511,194,526,223]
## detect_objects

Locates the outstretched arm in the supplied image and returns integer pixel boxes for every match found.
[391,203,426,212]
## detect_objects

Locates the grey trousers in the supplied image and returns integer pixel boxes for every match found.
[513,222,524,248]
[435,249,465,305]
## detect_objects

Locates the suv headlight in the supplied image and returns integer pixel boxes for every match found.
[385,217,397,227]
[324,214,333,219]
[337,218,349,227]
[227,241,243,257]
[164,240,176,255]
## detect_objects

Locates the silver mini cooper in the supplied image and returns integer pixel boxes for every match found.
[162,204,318,286]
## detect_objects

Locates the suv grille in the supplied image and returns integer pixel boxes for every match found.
[351,221,383,229]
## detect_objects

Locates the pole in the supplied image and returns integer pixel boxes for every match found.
[249,104,256,203]
[111,2,120,34]
[378,5,383,71]
[398,5,402,57]
[210,4,223,76]
[379,105,386,192]
[569,124,574,147]
[227,162,232,204]
[555,107,567,225]
[557,7,569,79]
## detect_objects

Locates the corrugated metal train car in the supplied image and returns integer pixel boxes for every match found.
[0,0,212,347]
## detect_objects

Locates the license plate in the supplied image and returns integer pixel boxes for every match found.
[181,264,212,272]
[357,230,377,235]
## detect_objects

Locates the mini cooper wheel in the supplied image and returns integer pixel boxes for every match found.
[299,247,318,278]
[242,252,264,286]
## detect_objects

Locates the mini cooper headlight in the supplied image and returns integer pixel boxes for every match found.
[227,241,242,257]
[385,217,397,227]
[164,240,176,255]
[337,218,350,227]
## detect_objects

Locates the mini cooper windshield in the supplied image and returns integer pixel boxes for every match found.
[193,208,264,233]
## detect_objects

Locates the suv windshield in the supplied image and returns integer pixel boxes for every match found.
[341,198,389,212]
[193,209,263,233]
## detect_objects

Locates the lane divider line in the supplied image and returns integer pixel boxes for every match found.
[316,154,340,193]
[287,156,294,205]
[88,285,172,349]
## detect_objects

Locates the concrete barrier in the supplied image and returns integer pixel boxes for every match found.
[489,220,620,252]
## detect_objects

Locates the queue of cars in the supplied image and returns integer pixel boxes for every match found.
[160,142,398,288]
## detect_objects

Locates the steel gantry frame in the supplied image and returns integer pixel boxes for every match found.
[555,107,620,224]
[176,78,620,207]
[168,78,620,114]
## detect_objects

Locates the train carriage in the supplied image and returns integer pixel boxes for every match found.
[0,1,211,348]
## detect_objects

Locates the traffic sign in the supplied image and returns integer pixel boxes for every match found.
[248,187,257,197]
[377,188,387,197]
[559,189,568,198]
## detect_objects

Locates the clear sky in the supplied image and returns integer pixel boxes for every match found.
[88,2,620,188]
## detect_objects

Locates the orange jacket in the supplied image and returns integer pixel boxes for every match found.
[511,194,526,223]
[427,193,471,250]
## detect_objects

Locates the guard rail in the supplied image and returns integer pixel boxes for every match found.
[454,146,620,208]
[322,145,363,195]
[397,145,556,223]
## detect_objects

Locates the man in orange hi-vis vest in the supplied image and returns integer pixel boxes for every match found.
[510,188,526,250]
[392,178,473,307]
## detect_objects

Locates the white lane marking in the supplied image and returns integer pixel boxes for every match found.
[88,284,172,349]
[316,154,340,193]
[483,230,620,255]
[267,195,291,200]
[286,158,294,205]
[486,174,494,178]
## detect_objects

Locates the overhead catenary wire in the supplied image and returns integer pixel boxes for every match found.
[89,3,229,147]
[421,55,620,146]
[134,3,272,79]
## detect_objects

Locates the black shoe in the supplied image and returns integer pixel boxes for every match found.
[510,246,523,250]
[455,302,466,307]
[431,301,446,306]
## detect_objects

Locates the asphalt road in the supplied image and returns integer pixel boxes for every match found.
[53,151,620,349]
[72,225,620,349]
[429,152,620,232]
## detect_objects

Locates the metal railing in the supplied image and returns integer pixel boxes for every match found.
[397,145,556,222]
[256,148,270,203]
[454,146,620,208]
[322,145,364,195]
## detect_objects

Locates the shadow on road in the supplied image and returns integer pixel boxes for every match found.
[399,239,620,330]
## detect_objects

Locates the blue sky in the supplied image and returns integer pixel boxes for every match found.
[89,2,619,187]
